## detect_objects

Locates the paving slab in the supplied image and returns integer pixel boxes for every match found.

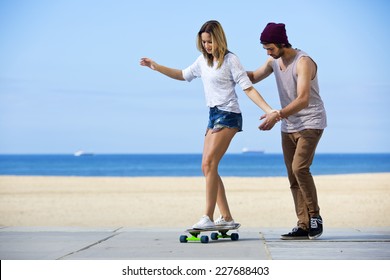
[0,227,389,260]
[261,227,390,260]
[0,227,122,260]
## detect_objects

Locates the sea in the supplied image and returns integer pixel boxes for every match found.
[0,153,389,177]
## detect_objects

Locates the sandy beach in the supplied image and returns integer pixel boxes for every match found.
[0,173,389,228]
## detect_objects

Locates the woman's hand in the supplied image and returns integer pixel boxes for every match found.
[140,57,158,70]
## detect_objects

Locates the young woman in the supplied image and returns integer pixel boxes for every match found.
[140,20,278,229]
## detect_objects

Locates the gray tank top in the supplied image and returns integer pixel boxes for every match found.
[272,50,327,132]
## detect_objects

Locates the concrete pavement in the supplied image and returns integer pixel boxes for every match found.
[0,226,389,260]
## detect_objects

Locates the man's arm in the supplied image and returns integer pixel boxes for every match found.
[247,57,274,84]
[278,56,315,118]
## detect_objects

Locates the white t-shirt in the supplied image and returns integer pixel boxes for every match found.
[182,52,252,113]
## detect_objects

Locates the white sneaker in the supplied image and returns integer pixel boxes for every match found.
[192,215,215,229]
[215,216,235,227]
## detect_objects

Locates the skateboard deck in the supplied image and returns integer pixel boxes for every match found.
[180,223,241,243]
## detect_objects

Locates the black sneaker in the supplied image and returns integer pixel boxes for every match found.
[309,215,323,240]
[280,227,309,240]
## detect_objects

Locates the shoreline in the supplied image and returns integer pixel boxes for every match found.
[1,173,389,228]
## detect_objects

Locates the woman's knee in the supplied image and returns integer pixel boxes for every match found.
[201,157,217,176]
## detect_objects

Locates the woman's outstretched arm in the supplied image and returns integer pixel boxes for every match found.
[140,57,185,81]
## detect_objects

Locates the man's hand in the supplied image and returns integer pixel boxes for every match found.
[259,111,280,130]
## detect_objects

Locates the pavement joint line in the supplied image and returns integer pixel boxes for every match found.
[57,232,121,260]
[259,232,273,260]
[112,227,123,233]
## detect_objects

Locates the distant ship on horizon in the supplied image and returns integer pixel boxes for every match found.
[241,147,265,154]
[74,150,94,157]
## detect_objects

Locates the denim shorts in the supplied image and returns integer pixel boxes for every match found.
[207,106,243,133]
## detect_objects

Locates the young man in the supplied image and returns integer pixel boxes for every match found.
[248,22,327,240]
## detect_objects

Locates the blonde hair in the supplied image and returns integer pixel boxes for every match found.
[196,20,228,68]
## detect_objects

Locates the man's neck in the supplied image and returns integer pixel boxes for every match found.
[281,48,297,64]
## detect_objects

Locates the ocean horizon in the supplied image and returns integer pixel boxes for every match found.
[1,153,389,177]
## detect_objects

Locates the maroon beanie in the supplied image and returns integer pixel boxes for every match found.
[260,22,290,45]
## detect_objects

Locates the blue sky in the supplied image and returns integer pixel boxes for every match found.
[0,0,389,154]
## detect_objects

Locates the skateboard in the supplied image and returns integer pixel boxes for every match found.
[179,223,241,243]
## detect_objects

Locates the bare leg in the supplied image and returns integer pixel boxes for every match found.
[216,176,233,221]
[202,128,237,221]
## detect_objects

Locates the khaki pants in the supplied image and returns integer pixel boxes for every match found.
[282,129,324,230]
